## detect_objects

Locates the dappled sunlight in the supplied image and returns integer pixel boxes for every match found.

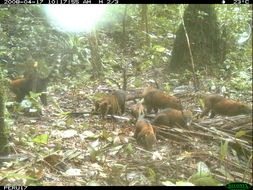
[43,5,107,33]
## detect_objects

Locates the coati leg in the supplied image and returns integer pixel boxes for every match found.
[153,113,171,126]
[210,110,215,118]
[200,107,211,118]
[104,105,110,118]
[17,93,26,102]
[40,93,47,106]
[146,105,153,114]
[120,105,124,114]
[154,107,158,113]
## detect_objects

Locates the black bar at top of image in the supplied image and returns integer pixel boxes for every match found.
[1,0,251,4]
[47,0,249,4]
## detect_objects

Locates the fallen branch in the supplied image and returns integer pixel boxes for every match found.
[67,111,131,121]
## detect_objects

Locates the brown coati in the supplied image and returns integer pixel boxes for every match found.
[200,94,252,118]
[94,90,126,118]
[134,118,157,150]
[94,95,121,118]
[143,88,183,113]
[10,73,52,105]
[184,94,252,118]
[131,102,146,119]
[153,108,193,127]
[142,87,158,97]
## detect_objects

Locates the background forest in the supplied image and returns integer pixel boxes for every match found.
[0,4,252,186]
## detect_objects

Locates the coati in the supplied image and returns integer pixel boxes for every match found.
[131,102,146,119]
[153,108,193,127]
[198,94,252,118]
[142,87,157,97]
[183,94,252,118]
[95,90,126,118]
[134,118,157,150]
[94,95,120,118]
[10,73,52,105]
[143,88,183,113]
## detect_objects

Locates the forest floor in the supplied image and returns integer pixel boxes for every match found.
[2,69,252,186]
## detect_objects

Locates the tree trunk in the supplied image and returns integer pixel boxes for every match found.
[122,5,128,49]
[169,5,226,73]
[140,4,150,46]
[0,68,9,156]
[88,29,103,79]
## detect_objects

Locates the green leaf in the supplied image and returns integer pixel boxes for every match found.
[57,112,72,116]
[93,94,104,99]
[189,172,221,186]
[102,129,110,139]
[82,131,99,139]
[29,91,42,99]
[216,168,233,179]
[147,167,156,182]
[220,140,228,160]
[111,163,125,168]
[82,123,89,128]
[176,181,195,186]
[86,181,101,186]
[3,173,37,181]
[197,162,210,173]
[112,136,121,145]
[153,45,165,52]
[164,83,171,92]
[235,131,246,138]
[125,143,133,154]
[87,144,97,162]
[109,145,123,155]
[66,118,74,125]
[31,134,49,144]
[161,181,176,186]
[20,100,32,108]
[29,108,38,113]
[198,98,205,110]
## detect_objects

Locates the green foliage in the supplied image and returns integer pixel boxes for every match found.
[6,92,42,116]
[86,181,102,186]
[2,173,37,181]
[31,133,49,144]
[189,172,221,186]
[215,5,251,88]
[87,140,106,163]
[146,167,157,183]
[189,162,221,186]
[198,98,205,110]
[220,140,229,160]
[20,92,42,115]
[235,131,246,138]
[0,5,251,92]
[83,131,100,139]
[162,180,194,186]
[163,83,171,92]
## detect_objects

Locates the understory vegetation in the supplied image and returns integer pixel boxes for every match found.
[0,4,252,186]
